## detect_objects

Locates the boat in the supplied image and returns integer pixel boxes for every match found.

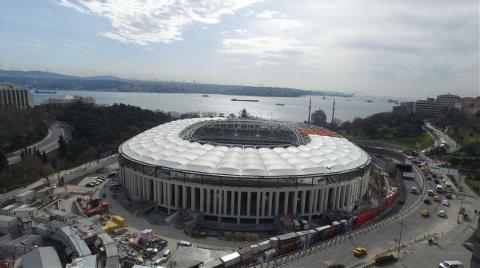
[388,99,398,104]
[275,103,285,106]
[366,99,374,103]
[202,94,210,97]
[322,96,327,99]
[35,89,56,94]
[231,98,259,102]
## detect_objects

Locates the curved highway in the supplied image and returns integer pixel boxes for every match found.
[6,121,70,165]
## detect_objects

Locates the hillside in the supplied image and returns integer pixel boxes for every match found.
[0,70,354,98]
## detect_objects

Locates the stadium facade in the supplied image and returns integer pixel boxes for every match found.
[119,118,371,224]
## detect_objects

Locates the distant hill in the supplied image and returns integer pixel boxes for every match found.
[0,69,354,98]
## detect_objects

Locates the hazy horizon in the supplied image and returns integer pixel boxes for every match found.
[1,0,478,98]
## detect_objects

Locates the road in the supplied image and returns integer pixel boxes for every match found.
[425,122,459,153]
[6,121,70,165]
[0,154,117,204]
[284,174,478,267]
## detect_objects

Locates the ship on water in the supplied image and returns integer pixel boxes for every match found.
[34,89,56,94]
[231,98,259,102]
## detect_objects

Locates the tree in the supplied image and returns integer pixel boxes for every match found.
[41,151,48,164]
[240,108,249,118]
[0,150,7,173]
[311,109,327,126]
[58,135,67,156]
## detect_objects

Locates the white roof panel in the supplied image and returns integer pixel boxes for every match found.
[121,118,370,176]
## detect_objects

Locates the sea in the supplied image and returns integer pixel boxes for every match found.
[32,90,409,123]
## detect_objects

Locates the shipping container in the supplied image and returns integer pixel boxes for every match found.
[220,252,241,267]
[249,244,259,255]
[263,248,277,261]
[15,190,35,204]
[314,225,330,243]
[269,237,279,249]
[0,215,17,228]
[258,240,271,252]
[277,233,300,255]
[322,225,337,240]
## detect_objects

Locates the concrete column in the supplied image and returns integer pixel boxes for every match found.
[230,191,235,216]
[191,186,196,211]
[200,188,205,212]
[308,189,315,220]
[213,190,218,215]
[206,189,211,214]
[274,191,280,216]
[268,191,273,217]
[174,184,179,208]
[261,192,266,217]
[167,182,171,214]
[247,192,251,217]
[183,185,187,209]
[223,190,228,216]
[284,191,289,215]
[292,191,298,216]
[163,182,168,206]
[256,191,261,224]
[323,187,329,211]
[300,190,306,215]
[153,181,157,203]
[237,191,242,224]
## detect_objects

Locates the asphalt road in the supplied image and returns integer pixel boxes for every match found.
[286,176,478,268]
[425,122,459,153]
[6,122,69,165]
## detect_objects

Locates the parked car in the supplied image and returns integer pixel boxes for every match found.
[353,246,367,257]
[433,195,441,202]
[442,200,450,206]
[421,209,430,217]
[463,242,474,251]
[424,199,432,205]
[437,210,447,218]
[439,260,464,268]
[427,190,434,196]
[178,240,192,247]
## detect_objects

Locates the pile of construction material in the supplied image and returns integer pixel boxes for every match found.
[113,229,167,266]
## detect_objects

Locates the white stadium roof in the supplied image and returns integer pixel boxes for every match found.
[120,118,370,177]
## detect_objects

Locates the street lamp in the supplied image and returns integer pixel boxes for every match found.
[397,220,404,259]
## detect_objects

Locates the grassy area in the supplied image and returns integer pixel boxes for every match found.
[466,178,480,195]
[344,131,433,150]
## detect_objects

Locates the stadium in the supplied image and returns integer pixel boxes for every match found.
[118,118,371,225]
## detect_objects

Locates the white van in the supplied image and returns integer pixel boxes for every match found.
[177,240,192,247]
[436,184,444,193]
[439,260,464,268]
[411,186,418,194]
[293,219,301,230]
[162,249,171,258]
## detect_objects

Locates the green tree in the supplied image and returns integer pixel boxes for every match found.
[311,109,327,126]
[58,135,67,156]
[240,108,249,118]
[0,150,7,173]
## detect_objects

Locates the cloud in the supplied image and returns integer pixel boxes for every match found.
[221,36,319,57]
[58,0,262,45]
[256,10,280,19]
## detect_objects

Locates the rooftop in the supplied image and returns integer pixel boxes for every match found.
[120,118,370,177]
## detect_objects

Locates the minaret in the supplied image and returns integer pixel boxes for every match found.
[331,99,336,125]
[307,97,312,125]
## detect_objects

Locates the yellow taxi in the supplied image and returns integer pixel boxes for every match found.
[421,209,430,217]
[433,195,441,202]
[353,247,368,257]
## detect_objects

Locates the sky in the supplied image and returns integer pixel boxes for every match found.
[0,0,478,98]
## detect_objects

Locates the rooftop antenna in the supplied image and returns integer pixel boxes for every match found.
[331,99,336,125]
[307,97,312,125]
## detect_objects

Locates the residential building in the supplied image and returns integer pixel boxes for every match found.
[414,98,442,117]
[0,84,32,109]
[437,93,460,109]
[457,97,480,115]
[392,102,415,114]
